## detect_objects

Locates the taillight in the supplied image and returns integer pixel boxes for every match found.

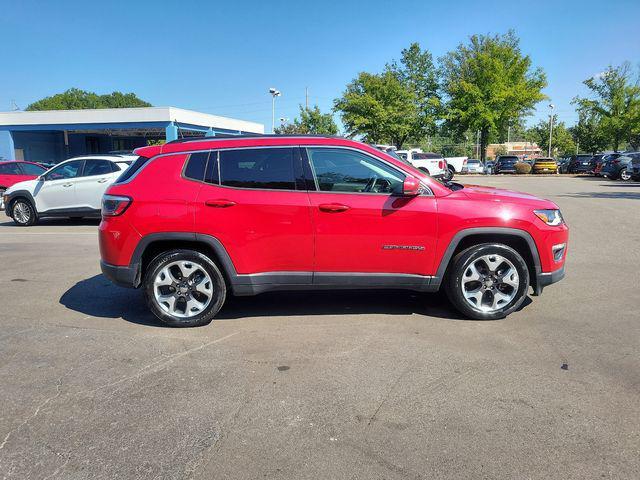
[463,158,468,165]
[102,195,132,217]
[439,160,445,169]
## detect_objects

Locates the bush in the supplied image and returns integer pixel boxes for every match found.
[515,162,532,174]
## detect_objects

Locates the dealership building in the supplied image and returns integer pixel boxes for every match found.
[0,107,264,163]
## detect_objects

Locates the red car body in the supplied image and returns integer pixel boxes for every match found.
[0,161,47,190]
[99,136,567,323]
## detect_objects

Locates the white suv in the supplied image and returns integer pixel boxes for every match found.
[3,155,135,226]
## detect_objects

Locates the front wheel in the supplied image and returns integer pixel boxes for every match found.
[445,244,530,320]
[11,199,38,226]
[143,249,227,327]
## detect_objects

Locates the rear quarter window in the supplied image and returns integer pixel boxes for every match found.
[115,156,150,183]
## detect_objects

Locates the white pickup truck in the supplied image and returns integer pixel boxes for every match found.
[395,149,447,178]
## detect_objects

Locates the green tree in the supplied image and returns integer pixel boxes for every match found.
[334,71,416,148]
[275,105,338,135]
[440,31,547,160]
[387,42,440,142]
[570,111,609,154]
[26,88,151,110]
[527,116,576,157]
[573,63,640,151]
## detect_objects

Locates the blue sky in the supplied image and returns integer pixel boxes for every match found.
[1,0,638,131]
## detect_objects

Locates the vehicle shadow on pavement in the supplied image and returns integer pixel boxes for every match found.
[60,275,523,326]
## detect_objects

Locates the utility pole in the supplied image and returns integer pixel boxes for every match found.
[305,87,309,110]
[476,130,481,158]
[548,104,555,157]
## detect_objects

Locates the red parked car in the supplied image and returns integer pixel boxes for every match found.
[0,161,47,209]
[99,136,568,326]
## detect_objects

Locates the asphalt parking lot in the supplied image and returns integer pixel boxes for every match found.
[0,176,638,479]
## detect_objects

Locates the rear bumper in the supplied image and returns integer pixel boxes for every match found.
[100,260,140,289]
[534,264,565,295]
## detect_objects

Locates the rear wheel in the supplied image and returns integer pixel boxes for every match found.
[620,168,631,181]
[11,199,38,226]
[445,244,530,320]
[143,249,227,327]
[443,166,454,181]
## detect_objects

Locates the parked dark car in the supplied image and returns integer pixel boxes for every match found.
[494,155,519,174]
[630,153,640,181]
[567,154,594,173]
[557,158,570,174]
[601,155,633,180]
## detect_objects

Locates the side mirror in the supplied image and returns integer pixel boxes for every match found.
[402,176,421,196]
[37,175,45,182]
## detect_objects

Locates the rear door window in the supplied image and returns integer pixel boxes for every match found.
[219,148,296,190]
[83,159,114,176]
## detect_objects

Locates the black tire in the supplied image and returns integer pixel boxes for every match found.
[444,243,530,320]
[443,166,454,181]
[11,198,38,226]
[143,249,227,327]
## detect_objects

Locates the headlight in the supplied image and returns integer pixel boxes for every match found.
[534,209,564,226]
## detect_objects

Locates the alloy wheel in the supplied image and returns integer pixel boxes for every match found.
[461,254,519,312]
[13,202,31,224]
[620,168,631,181]
[153,260,214,318]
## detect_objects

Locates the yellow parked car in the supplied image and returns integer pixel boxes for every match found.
[532,157,558,174]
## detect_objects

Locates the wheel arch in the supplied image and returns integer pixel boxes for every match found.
[434,227,542,293]
[5,190,37,217]
[132,233,238,289]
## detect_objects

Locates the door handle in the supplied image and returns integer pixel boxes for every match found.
[63,183,73,188]
[97,178,108,183]
[205,199,237,208]
[318,203,350,213]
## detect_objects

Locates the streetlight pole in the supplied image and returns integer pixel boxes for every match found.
[269,87,281,133]
[548,104,555,157]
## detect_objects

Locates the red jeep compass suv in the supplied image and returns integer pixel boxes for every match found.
[99,136,568,327]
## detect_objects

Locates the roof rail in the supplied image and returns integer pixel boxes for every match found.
[165,134,345,145]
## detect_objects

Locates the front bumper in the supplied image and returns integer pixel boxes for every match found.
[100,260,140,289]
[534,264,565,296]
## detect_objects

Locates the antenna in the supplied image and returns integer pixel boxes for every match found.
[10,100,20,111]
